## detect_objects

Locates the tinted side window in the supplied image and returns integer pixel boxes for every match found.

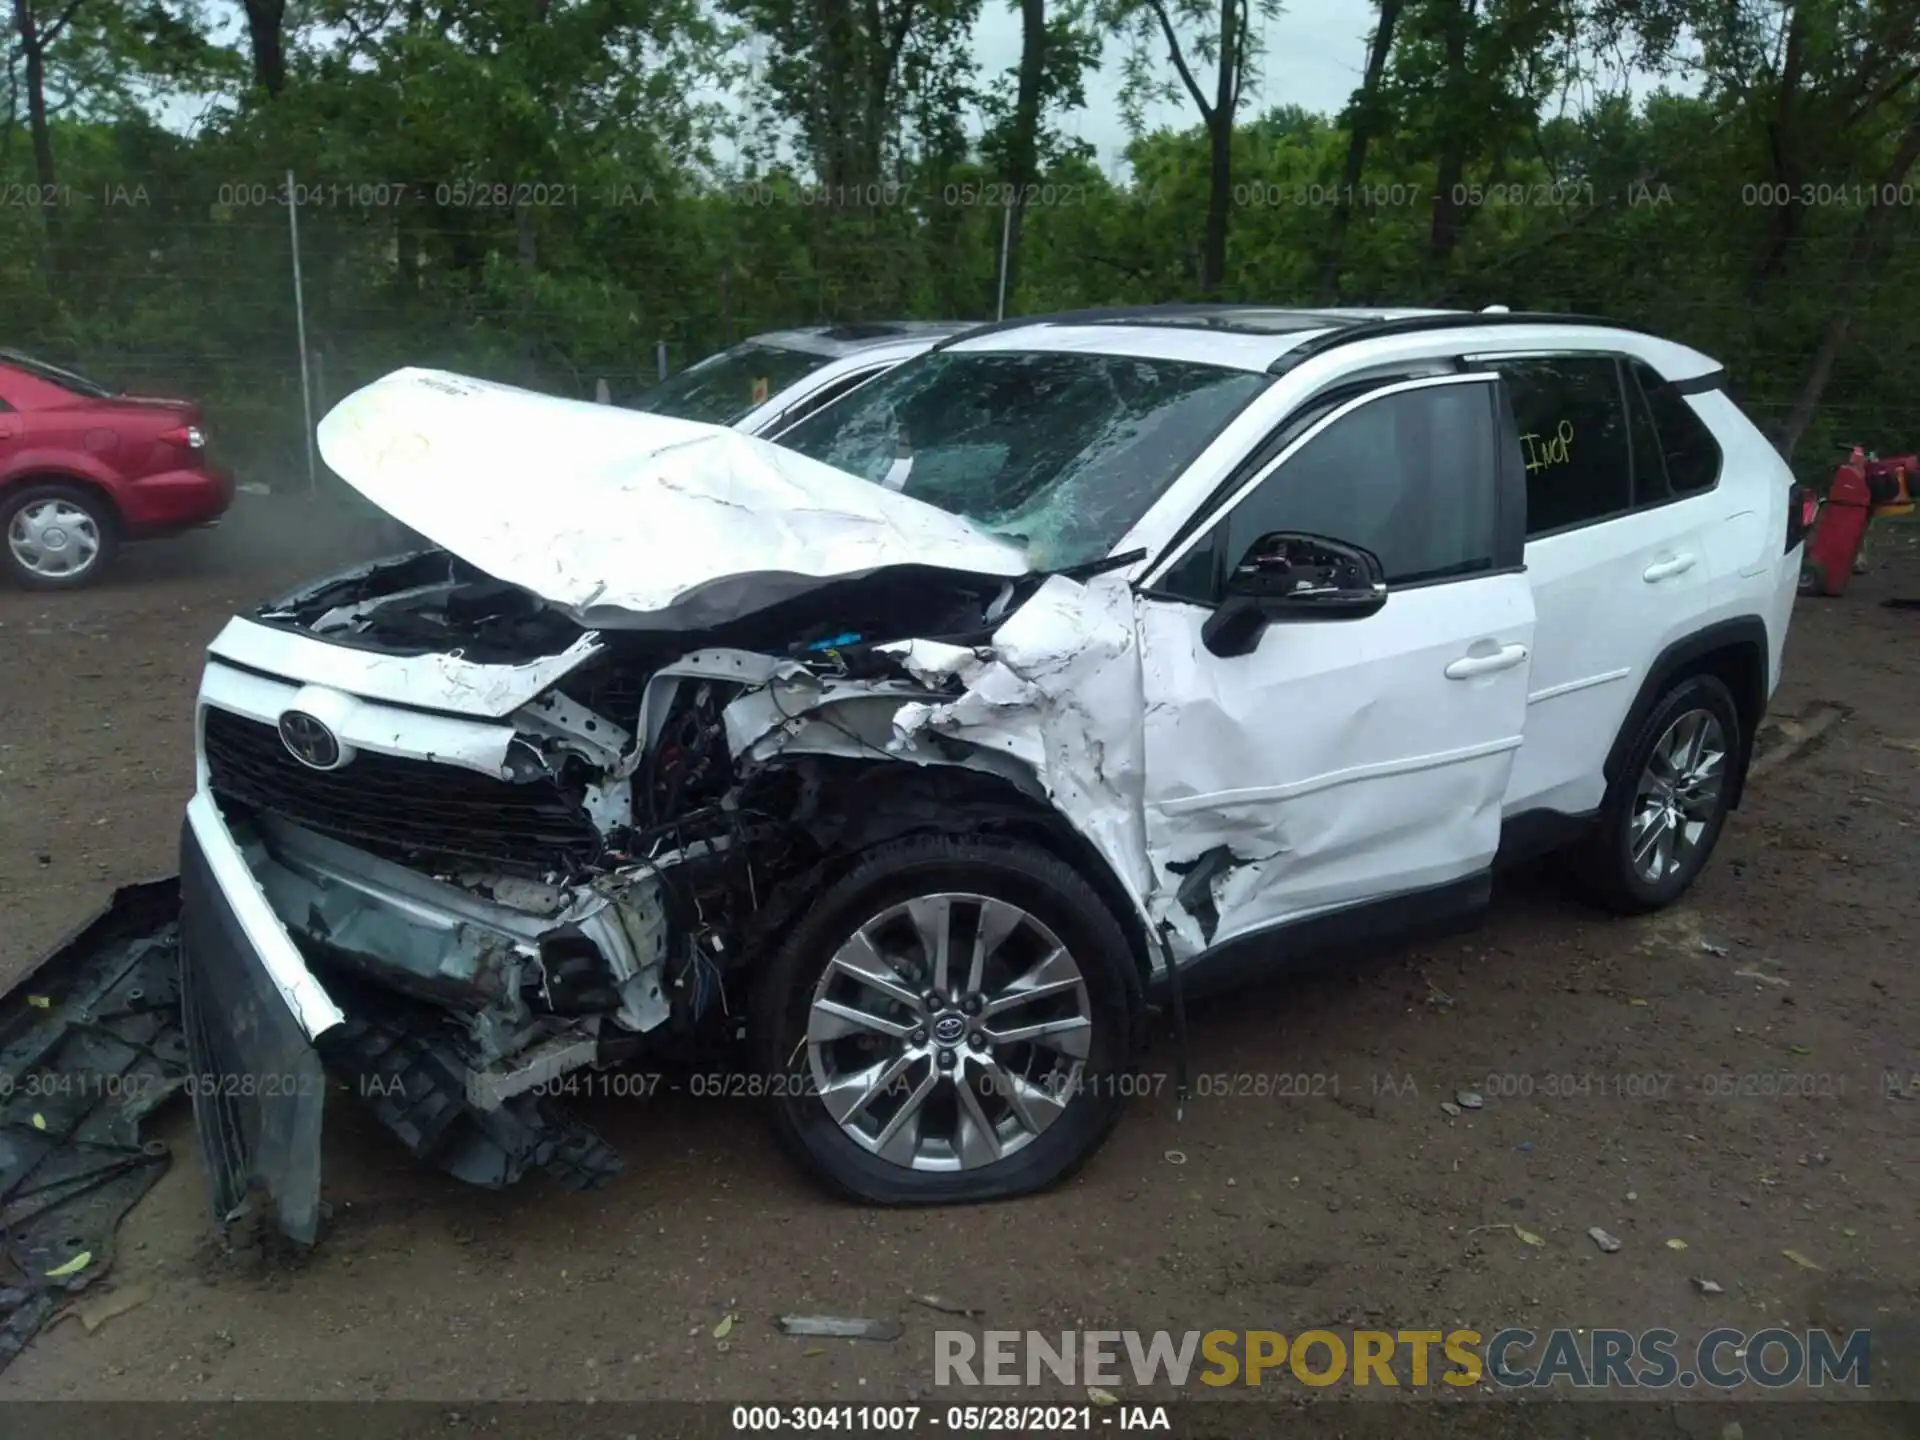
[1500,357,1631,535]
[1206,380,1500,589]
[1632,361,1722,495]
[767,368,883,436]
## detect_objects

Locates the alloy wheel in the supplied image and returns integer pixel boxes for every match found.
[804,892,1092,1172]
[1629,708,1727,884]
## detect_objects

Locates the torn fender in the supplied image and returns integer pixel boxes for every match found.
[886,573,1160,952]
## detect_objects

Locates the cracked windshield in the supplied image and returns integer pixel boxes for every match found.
[776,349,1271,568]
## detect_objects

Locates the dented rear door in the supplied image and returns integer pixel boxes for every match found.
[1135,372,1534,952]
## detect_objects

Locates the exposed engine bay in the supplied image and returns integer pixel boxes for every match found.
[196,546,1157,1206]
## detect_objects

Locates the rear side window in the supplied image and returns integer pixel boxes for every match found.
[1169,378,1501,594]
[766,367,884,436]
[627,342,830,426]
[1498,357,1632,536]
[1631,361,1722,495]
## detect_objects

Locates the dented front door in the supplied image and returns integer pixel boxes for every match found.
[1133,373,1535,952]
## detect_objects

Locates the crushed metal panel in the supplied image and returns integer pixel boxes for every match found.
[1133,579,1530,950]
[886,573,1159,944]
[314,367,1032,627]
[0,878,185,1375]
[207,613,605,720]
[251,813,673,1042]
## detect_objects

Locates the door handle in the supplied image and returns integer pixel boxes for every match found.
[1445,644,1528,680]
[1643,553,1696,582]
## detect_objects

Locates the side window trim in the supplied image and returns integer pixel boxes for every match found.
[762,365,887,439]
[1471,349,1727,536]
[1621,357,1672,508]
[1141,366,1446,582]
[1143,370,1507,593]
[1631,359,1725,498]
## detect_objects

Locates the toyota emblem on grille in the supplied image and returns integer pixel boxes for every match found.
[278,710,342,769]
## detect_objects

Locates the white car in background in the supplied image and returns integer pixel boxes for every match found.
[624,322,977,437]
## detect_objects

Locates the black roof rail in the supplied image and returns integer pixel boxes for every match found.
[927,305,1643,366]
[928,303,1265,351]
[1264,310,1630,375]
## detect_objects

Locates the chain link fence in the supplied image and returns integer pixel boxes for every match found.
[4,166,1915,497]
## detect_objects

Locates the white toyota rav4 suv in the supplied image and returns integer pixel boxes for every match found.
[178,305,1806,1238]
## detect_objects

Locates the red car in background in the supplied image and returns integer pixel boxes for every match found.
[0,349,234,589]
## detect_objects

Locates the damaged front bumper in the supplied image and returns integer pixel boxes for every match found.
[178,796,333,1243]
[178,790,628,1244]
[171,548,1176,1243]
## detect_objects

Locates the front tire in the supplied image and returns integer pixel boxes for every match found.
[2,482,117,590]
[752,834,1143,1204]
[1575,673,1742,914]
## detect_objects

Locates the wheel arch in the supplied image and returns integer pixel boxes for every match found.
[1603,616,1769,810]
[761,754,1158,989]
[0,469,124,528]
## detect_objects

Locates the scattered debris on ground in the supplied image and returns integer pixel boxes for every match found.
[776,1315,904,1341]
[0,880,186,1374]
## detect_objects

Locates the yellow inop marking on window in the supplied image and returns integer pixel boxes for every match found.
[1520,420,1575,474]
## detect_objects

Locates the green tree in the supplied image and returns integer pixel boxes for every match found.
[1102,0,1282,290]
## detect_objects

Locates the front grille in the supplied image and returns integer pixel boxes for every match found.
[201,707,602,875]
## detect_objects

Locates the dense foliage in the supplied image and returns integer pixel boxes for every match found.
[3,0,1915,482]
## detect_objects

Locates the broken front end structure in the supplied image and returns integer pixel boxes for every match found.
[180,547,1142,1239]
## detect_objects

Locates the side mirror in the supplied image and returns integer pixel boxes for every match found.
[1201,532,1387,658]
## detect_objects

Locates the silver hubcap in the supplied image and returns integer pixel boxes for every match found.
[8,499,101,578]
[1630,708,1727,884]
[806,893,1093,1172]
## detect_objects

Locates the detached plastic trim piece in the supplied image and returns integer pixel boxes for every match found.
[0,878,187,1374]
[185,790,343,1039]
[179,814,327,1245]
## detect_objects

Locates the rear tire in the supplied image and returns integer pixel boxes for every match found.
[1573,673,1742,915]
[752,834,1143,1204]
[1,481,118,590]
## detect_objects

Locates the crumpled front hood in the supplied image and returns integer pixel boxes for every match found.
[314,368,1032,629]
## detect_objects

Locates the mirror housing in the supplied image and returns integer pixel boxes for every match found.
[1201,532,1387,658]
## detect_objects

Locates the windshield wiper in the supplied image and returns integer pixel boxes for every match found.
[1045,547,1147,582]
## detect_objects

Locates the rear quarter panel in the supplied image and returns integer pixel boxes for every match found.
[1692,389,1798,696]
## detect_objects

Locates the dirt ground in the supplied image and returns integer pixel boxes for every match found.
[2,498,1917,1408]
